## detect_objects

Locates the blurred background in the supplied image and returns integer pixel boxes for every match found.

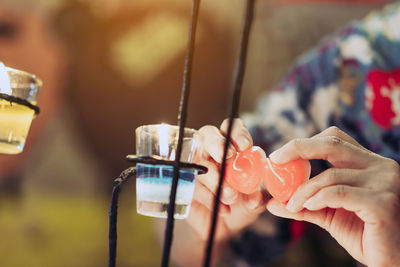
[0,0,390,266]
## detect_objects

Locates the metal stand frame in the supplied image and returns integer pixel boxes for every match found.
[108,0,256,266]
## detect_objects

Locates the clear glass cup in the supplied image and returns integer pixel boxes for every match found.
[135,123,202,219]
[0,63,42,154]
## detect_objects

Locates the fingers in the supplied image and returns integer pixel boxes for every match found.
[269,179,394,225]
[187,201,230,241]
[198,125,236,163]
[196,118,252,205]
[197,160,239,204]
[300,185,391,224]
[242,189,269,213]
[286,161,400,213]
[192,182,231,215]
[189,185,267,240]
[266,126,400,215]
[220,118,253,151]
[269,126,377,167]
[198,119,252,163]
[311,126,364,150]
[265,127,400,267]
[197,160,220,193]
[267,199,329,227]
[377,158,400,194]
[286,168,366,212]
[269,135,376,168]
[222,190,268,232]
[267,199,352,239]
[268,198,365,235]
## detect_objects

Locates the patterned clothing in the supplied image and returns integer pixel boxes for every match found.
[230,2,400,266]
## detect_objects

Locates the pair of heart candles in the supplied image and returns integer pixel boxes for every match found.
[225,146,311,203]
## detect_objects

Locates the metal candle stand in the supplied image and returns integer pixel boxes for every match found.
[108,0,255,266]
[0,93,40,115]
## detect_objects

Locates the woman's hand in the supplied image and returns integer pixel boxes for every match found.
[266,126,400,267]
[162,119,268,267]
[187,118,268,242]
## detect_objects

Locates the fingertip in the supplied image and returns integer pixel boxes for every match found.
[245,195,260,211]
[220,118,229,132]
[269,149,286,164]
[244,190,265,211]
[210,145,236,163]
[286,197,297,213]
[221,186,239,205]
[209,148,224,164]
[302,197,318,210]
[220,118,244,132]
[198,125,226,163]
[266,198,285,214]
[265,198,275,211]
[237,136,252,151]
[227,145,236,159]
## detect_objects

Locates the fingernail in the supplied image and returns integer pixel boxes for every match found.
[223,187,235,199]
[227,145,236,158]
[266,203,272,213]
[247,198,259,210]
[303,198,317,210]
[269,150,286,164]
[238,136,250,150]
[286,198,296,212]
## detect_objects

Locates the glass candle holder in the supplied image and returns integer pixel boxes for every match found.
[135,123,202,219]
[0,63,42,154]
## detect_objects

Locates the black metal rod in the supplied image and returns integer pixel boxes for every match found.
[203,1,256,266]
[108,167,136,267]
[161,0,201,266]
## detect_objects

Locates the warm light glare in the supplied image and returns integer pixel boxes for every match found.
[276,0,387,3]
[0,63,12,95]
[110,13,198,86]
[158,123,170,158]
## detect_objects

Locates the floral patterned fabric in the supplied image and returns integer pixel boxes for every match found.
[243,2,400,162]
[230,2,400,266]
